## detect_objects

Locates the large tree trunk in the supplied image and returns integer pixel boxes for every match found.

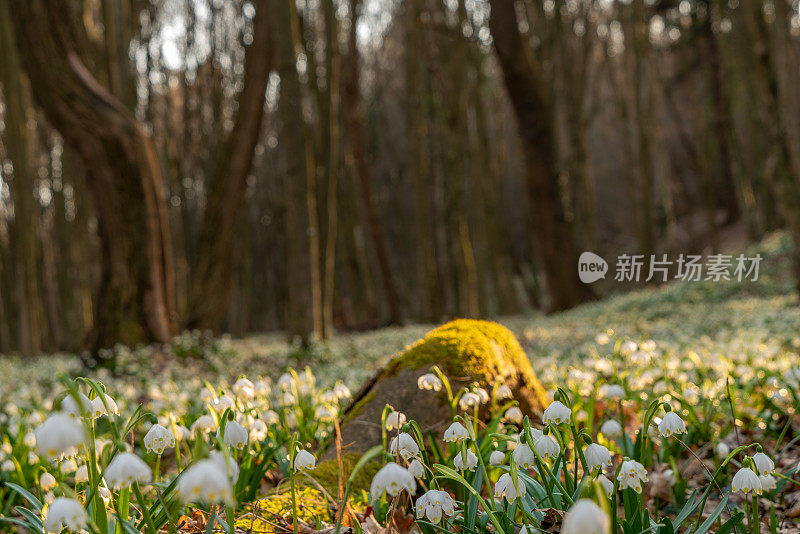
[186,0,273,331]
[488,0,595,311]
[8,0,176,356]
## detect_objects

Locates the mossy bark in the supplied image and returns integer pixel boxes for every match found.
[334,319,548,455]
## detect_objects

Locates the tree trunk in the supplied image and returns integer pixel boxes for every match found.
[8,0,176,357]
[489,0,596,311]
[187,0,273,332]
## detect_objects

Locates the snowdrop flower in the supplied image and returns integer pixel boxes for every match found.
[249,419,268,441]
[597,475,614,498]
[417,373,442,392]
[278,373,294,390]
[191,415,216,435]
[370,462,416,499]
[475,388,490,404]
[263,410,280,425]
[443,422,469,443]
[459,392,481,410]
[752,452,774,476]
[542,401,571,425]
[177,459,234,504]
[255,380,271,397]
[512,442,535,469]
[232,378,255,399]
[315,405,336,421]
[617,460,648,493]
[600,384,625,399]
[212,395,235,412]
[75,465,89,483]
[759,474,776,492]
[490,450,505,465]
[408,458,425,479]
[600,420,622,438]
[731,467,762,495]
[657,411,687,438]
[504,407,523,424]
[390,433,420,460]
[60,458,77,474]
[293,449,316,471]
[99,487,112,505]
[334,382,351,399]
[40,472,57,492]
[218,420,248,450]
[1,460,14,472]
[385,411,406,431]
[35,413,85,460]
[495,384,513,400]
[44,492,55,506]
[584,443,612,470]
[561,499,610,534]
[415,489,456,523]
[494,473,525,501]
[595,332,611,345]
[534,434,560,459]
[620,341,637,355]
[44,497,88,533]
[104,452,152,489]
[453,449,478,471]
[61,393,92,418]
[90,394,119,418]
[210,450,239,484]
[144,424,175,455]
[716,442,731,457]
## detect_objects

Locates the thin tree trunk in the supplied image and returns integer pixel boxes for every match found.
[489,0,596,311]
[8,0,176,357]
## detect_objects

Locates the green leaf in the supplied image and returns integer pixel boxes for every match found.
[695,494,729,534]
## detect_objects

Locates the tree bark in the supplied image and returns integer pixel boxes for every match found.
[187,0,273,331]
[8,0,176,356]
[488,0,595,311]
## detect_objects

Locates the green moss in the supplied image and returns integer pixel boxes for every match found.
[384,319,533,381]
[236,453,379,533]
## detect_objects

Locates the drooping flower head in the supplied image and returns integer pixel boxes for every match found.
[44,498,88,533]
[390,433,420,460]
[144,424,175,455]
[494,473,526,501]
[617,459,648,493]
[415,489,456,523]
[104,452,152,489]
[443,422,469,443]
[370,462,416,500]
[561,499,610,534]
[542,400,571,425]
[35,413,85,460]
[177,459,234,504]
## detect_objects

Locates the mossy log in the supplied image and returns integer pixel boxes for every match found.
[336,319,548,454]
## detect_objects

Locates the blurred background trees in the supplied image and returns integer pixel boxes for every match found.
[0,0,799,355]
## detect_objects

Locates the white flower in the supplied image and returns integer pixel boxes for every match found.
[385,411,406,431]
[44,497,88,533]
[561,499,610,534]
[657,412,687,438]
[177,459,234,504]
[191,415,216,435]
[534,434,560,459]
[218,420,248,450]
[408,458,425,479]
[595,333,611,345]
[35,413,85,460]
[495,384,513,400]
[584,443,612,470]
[597,475,614,497]
[90,394,119,419]
[494,473,525,501]
[489,450,505,465]
[40,472,57,492]
[293,449,316,471]
[390,433,420,460]
[617,460,648,493]
[1,460,14,472]
[144,424,175,455]
[263,410,280,425]
[453,449,478,471]
[62,393,92,418]
[315,405,336,421]
[232,378,255,399]
[212,395,235,412]
[759,474,776,492]
[278,373,294,390]
[417,373,442,392]
[370,462,416,499]
[99,487,111,505]
[250,419,268,441]
[731,467,762,495]
[600,384,625,399]
[600,420,622,438]
[60,458,77,474]
[104,452,152,489]
[443,422,469,443]
[620,341,637,355]
[475,388,490,403]
[542,401,571,425]
[255,380,271,397]
[210,450,239,484]
[459,392,481,410]
[512,443,535,469]
[415,489,456,523]
[752,453,775,476]
[716,442,731,457]
[75,465,89,483]
[333,382,351,399]
[504,407,523,424]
